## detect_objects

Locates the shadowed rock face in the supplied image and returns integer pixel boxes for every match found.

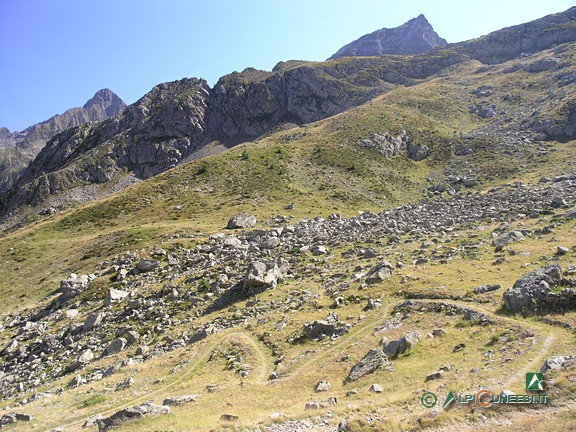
[0,89,126,195]
[328,14,447,60]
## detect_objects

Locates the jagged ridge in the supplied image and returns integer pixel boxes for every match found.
[0,89,126,195]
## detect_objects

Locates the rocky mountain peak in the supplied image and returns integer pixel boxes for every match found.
[328,14,447,60]
[0,127,10,140]
[83,88,126,117]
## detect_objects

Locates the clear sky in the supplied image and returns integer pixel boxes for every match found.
[0,0,574,132]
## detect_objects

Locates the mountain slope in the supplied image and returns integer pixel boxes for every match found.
[328,14,447,60]
[0,51,469,226]
[1,7,576,232]
[0,10,574,432]
[0,89,126,195]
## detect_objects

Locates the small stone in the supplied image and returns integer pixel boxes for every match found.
[369,383,383,393]
[338,419,350,432]
[431,328,447,337]
[136,259,159,272]
[304,401,320,410]
[219,414,239,422]
[135,345,149,356]
[425,370,444,382]
[108,288,129,301]
[104,338,127,356]
[162,395,198,406]
[314,381,331,392]
[453,343,466,353]
[65,309,79,319]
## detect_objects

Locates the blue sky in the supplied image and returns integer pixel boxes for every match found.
[0,0,574,131]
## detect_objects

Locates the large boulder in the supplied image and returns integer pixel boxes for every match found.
[365,261,393,285]
[407,142,430,161]
[104,338,127,356]
[227,213,256,229]
[382,331,421,358]
[136,259,159,273]
[58,274,93,302]
[303,320,348,341]
[503,264,562,312]
[493,231,525,249]
[243,261,286,290]
[66,349,94,373]
[83,312,104,332]
[345,349,388,383]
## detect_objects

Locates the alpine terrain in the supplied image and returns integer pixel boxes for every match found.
[0,7,575,432]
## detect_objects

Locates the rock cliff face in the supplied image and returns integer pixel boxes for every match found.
[454,6,576,64]
[328,14,447,60]
[0,89,126,195]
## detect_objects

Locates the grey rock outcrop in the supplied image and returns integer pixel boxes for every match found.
[66,349,94,373]
[365,261,393,284]
[345,349,388,383]
[303,320,348,341]
[227,213,257,229]
[382,331,421,358]
[243,261,286,289]
[540,356,576,373]
[357,130,429,161]
[162,394,198,406]
[503,264,563,312]
[96,402,170,431]
[329,14,447,59]
[58,273,93,302]
[525,57,561,73]
[493,230,525,249]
